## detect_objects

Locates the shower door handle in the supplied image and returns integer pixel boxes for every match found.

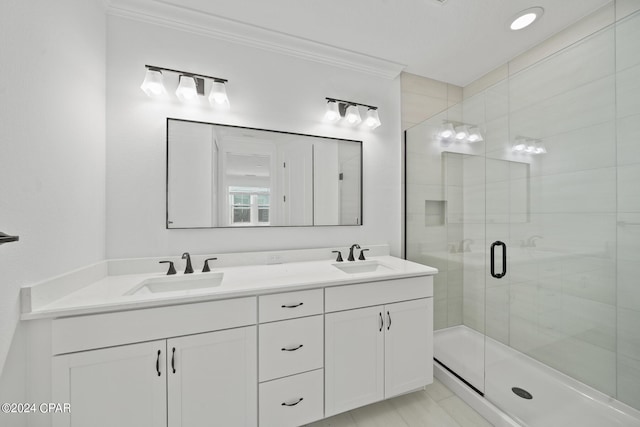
[490,241,507,279]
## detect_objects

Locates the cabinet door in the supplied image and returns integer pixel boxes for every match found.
[384,298,433,398]
[167,326,257,427]
[325,306,384,417]
[52,340,167,427]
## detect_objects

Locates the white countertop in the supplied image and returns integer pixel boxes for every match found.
[22,254,437,320]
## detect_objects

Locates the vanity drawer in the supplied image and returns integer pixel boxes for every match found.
[259,369,324,427]
[259,289,323,322]
[259,315,323,382]
[325,276,432,312]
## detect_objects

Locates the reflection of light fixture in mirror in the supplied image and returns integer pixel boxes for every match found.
[468,126,484,142]
[513,136,546,155]
[454,125,469,141]
[510,7,544,31]
[324,100,341,122]
[438,123,455,139]
[140,68,166,97]
[364,108,381,129]
[140,65,229,108]
[345,104,362,125]
[322,97,380,130]
[176,75,198,101]
[208,80,229,108]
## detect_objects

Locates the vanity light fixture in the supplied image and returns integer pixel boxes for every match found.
[140,65,229,107]
[345,105,362,125]
[454,125,469,141]
[512,136,546,155]
[510,7,544,31]
[176,75,198,101]
[140,68,166,97]
[437,121,483,144]
[364,108,381,129]
[208,80,230,107]
[324,100,341,122]
[468,126,484,142]
[323,98,381,130]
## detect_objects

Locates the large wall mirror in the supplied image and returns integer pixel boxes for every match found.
[166,118,363,228]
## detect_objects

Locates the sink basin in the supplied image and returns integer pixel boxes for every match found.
[332,260,393,274]
[125,273,224,295]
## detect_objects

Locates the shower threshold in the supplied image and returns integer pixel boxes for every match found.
[434,325,640,427]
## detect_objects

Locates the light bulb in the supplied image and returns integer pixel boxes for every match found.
[364,108,381,129]
[468,127,483,143]
[176,75,198,101]
[512,138,527,152]
[140,69,166,97]
[208,81,229,107]
[324,101,340,122]
[525,144,536,153]
[345,105,361,125]
[455,125,469,141]
[439,123,455,139]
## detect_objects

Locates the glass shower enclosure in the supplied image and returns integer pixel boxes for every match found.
[406,8,640,426]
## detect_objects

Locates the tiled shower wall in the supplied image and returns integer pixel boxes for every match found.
[405,2,640,411]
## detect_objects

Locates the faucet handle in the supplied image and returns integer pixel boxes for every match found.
[159,261,176,275]
[358,248,370,261]
[332,251,343,262]
[202,257,217,273]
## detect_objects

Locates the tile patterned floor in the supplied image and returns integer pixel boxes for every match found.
[307,379,494,427]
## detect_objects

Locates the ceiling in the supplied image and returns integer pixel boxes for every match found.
[150,0,610,86]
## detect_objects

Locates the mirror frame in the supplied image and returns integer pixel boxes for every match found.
[166,117,364,229]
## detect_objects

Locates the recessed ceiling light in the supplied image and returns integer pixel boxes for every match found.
[510,7,544,31]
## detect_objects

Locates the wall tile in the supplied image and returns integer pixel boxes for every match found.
[508,3,615,76]
[618,164,640,212]
[401,72,448,99]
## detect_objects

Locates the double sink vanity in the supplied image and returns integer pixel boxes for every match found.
[21,244,437,427]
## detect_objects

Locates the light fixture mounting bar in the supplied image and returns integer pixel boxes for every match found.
[145,65,228,83]
[325,97,377,110]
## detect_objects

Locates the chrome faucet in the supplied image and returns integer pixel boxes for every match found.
[182,252,194,274]
[458,239,474,253]
[347,244,361,261]
[522,235,543,248]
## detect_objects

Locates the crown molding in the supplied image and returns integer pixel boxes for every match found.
[106,0,405,80]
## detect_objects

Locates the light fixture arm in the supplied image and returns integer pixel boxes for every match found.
[145,65,228,83]
[325,97,377,111]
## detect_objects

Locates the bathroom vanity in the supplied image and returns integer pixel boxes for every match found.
[21,245,436,427]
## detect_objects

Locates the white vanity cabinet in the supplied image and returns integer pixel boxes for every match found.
[52,298,258,427]
[52,340,168,427]
[258,289,325,427]
[324,277,433,417]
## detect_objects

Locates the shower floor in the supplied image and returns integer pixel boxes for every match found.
[434,325,640,427]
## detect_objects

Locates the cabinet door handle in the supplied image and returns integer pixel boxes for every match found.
[281,397,304,407]
[379,312,383,332]
[171,347,176,374]
[281,344,304,352]
[156,350,161,377]
[387,311,391,331]
[281,302,303,308]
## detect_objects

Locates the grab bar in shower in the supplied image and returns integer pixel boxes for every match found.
[490,241,507,279]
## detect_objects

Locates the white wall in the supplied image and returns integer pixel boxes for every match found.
[0,0,106,422]
[106,16,402,259]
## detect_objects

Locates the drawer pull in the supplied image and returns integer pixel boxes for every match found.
[281,302,303,308]
[281,397,304,407]
[281,344,304,352]
[156,350,161,376]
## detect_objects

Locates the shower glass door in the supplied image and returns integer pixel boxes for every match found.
[405,95,489,394]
